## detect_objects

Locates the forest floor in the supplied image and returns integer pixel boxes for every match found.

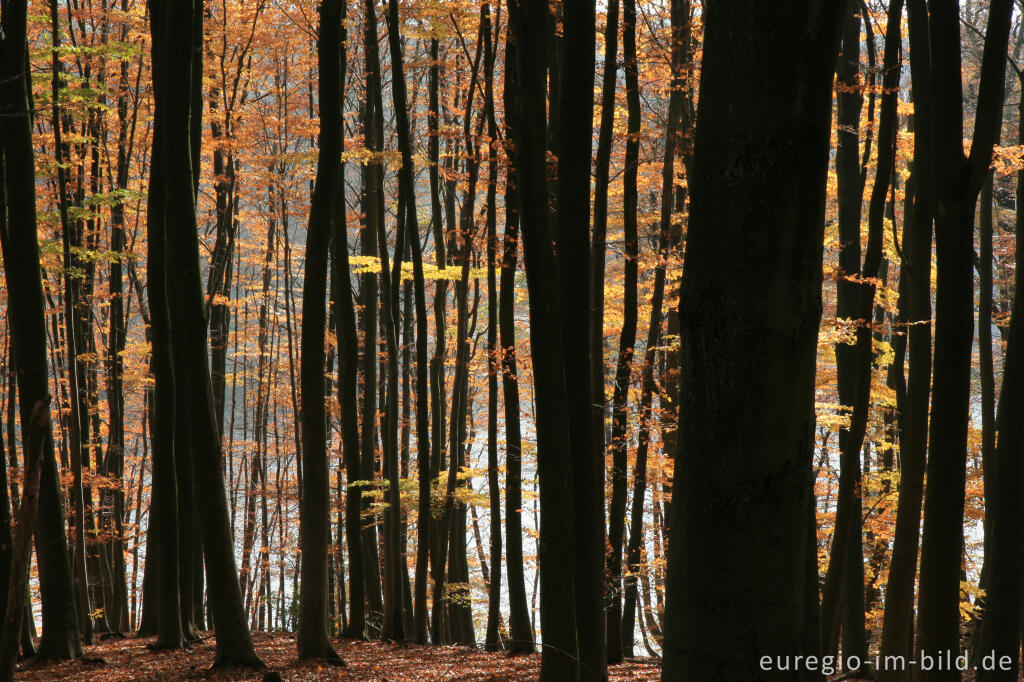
[14,631,663,680]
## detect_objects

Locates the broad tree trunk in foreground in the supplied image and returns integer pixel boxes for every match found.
[556,3,605,678]
[508,1,578,677]
[150,0,265,668]
[662,2,841,679]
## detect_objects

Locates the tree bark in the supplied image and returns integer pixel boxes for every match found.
[297,0,344,662]
[498,37,534,655]
[151,0,265,667]
[508,1,579,676]
[0,399,49,682]
[556,3,604,677]
[877,2,933,674]
[975,69,1024,682]
[0,0,83,658]
[915,1,1012,678]
[661,1,842,678]
[597,0,629,663]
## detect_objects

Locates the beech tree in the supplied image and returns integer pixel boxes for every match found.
[0,0,81,660]
[5,1,1024,680]
[297,0,344,663]
[662,2,842,678]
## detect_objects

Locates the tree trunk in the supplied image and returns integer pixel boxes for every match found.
[877,1,933,674]
[0,400,49,682]
[975,71,1024,682]
[819,2,866,660]
[151,0,266,667]
[915,1,1012,678]
[0,0,83,659]
[661,1,842,677]
[609,0,641,660]
[508,1,579,676]
[499,37,534,654]
[482,2,502,652]
[297,0,344,662]
[358,1,384,629]
[326,2,364,641]
[556,3,604,677]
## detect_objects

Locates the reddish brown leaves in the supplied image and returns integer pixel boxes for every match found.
[16,632,661,680]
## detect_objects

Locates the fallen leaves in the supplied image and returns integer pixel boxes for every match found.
[15,631,661,681]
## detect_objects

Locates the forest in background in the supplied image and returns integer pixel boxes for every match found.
[0,0,1022,680]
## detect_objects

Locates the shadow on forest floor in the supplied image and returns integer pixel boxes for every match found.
[15,631,662,680]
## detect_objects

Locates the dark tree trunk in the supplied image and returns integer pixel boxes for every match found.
[556,3,604,678]
[819,2,866,661]
[975,71,1024,682]
[0,400,49,681]
[362,0,404,641]
[621,0,688,660]
[150,0,265,668]
[433,18,487,646]
[499,37,534,655]
[381,0,431,646]
[661,1,842,678]
[102,3,137,630]
[359,1,384,629]
[47,2,94,641]
[915,2,1012,679]
[822,0,903,661]
[508,1,579,677]
[0,0,83,660]
[0,323,9,642]
[877,2,933,674]
[297,0,344,663]
[325,0,364,641]
[481,2,502,652]
[595,0,626,664]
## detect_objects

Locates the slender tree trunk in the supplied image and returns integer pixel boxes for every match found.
[820,2,866,660]
[608,0,640,659]
[0,0,83,657]
[823,0,903,661]
[426,35,450,647]
[499,38,533,654]
[0,400,49,681]
[326,4,363,642]
[481,2,502,652]
[379,11,433,640]
[591,0,619,663]
[381,0,431,645]
[359,2,384,629]
[877,1,933,673]
[102,3,136,630]
[297,0,344,662]
[975,72,1024,682]
[915,2,1012,678]
[49,0,94,641]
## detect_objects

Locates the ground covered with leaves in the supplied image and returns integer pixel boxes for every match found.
[15,632,662,680]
